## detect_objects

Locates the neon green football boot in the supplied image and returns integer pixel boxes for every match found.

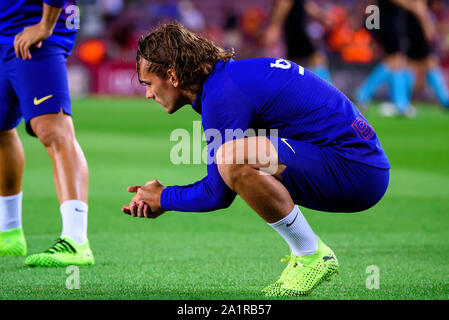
[262,253,296,293]
[265,238,339,297]
[0,227,27,256]
[25,237,94,267]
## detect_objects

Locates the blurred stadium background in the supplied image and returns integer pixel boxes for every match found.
[68,0,449,101]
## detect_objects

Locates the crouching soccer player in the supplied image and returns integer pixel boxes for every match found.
[122,24,390,296]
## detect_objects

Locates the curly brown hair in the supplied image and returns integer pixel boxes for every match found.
[136,23,235,92]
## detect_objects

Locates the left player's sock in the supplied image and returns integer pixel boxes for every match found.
[25,236,94,267]
[425,68,449,108]
[268,206,318,256]
[310,65,332,83]
[0,192,23,232]
[0,192,26,256]
[60,200,88,245]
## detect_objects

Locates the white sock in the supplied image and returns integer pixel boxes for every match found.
[60,200,88,245]
[0,192,23,232]
[268,206,318,256]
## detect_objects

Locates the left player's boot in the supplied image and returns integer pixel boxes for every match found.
[262,253,296,293]
[0,227,27,256]
[265,238,339,297]
[25,237,94,267]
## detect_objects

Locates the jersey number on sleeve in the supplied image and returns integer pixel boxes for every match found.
[270,59,304,75]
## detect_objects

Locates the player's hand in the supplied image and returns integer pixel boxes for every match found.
[122,180,166,219]
[13,22,52,60]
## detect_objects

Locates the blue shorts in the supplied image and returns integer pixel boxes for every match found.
[271,137,390,212]
[0,41,72,136]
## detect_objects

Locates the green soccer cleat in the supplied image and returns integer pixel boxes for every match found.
[264,238,339,297]
[0,227,27,256]
[262,253,296,293]
[25,237,94,267]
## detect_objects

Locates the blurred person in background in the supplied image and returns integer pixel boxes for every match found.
[0,0,94,267]
[221,4,242,53]
[355,0,415,116]
[264,0,333,83]
[405,0,449,110]
[356,0,449,116]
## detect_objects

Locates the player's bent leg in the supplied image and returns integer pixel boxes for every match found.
[216,136,292,223]
[24,112,93,267]
[216,137,338,296]
[0,129,27,256]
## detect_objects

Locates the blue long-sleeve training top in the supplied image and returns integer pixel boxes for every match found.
[0,0,77,52]
[160,58,390,212]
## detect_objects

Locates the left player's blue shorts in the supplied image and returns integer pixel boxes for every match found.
[270,137,390,213]
[0,41,72,136]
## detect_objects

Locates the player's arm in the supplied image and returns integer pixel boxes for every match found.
[155,86,256,213]
[264,0,294,48]
[122,149,237,216]
[160,160,237,212]
[14,1,66,60]
[124,111,253,215]
[123,72,256,216]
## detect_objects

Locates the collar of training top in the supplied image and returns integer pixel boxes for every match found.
[191,59,230,115]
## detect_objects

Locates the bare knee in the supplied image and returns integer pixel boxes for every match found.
[31,114,75,149]
[37,125,75,149]
[216,137,284,189]
[216,140,248,190]
[0,129,18,145]
[218,162,255,192]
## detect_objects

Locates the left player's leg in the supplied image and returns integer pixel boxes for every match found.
[8,41,93,267]
[24,112,93,267]
[216,137,338,296]
[0,56,27,256]
[30,112,88,205]
[0,129,26,256]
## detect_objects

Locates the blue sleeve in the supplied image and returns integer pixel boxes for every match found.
[44,0,66,8]
[160,67,256,212]
[160,160,237,212]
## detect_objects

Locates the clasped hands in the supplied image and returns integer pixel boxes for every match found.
[122,180,165,219]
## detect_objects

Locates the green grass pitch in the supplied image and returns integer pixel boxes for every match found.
[1,98,448,300]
